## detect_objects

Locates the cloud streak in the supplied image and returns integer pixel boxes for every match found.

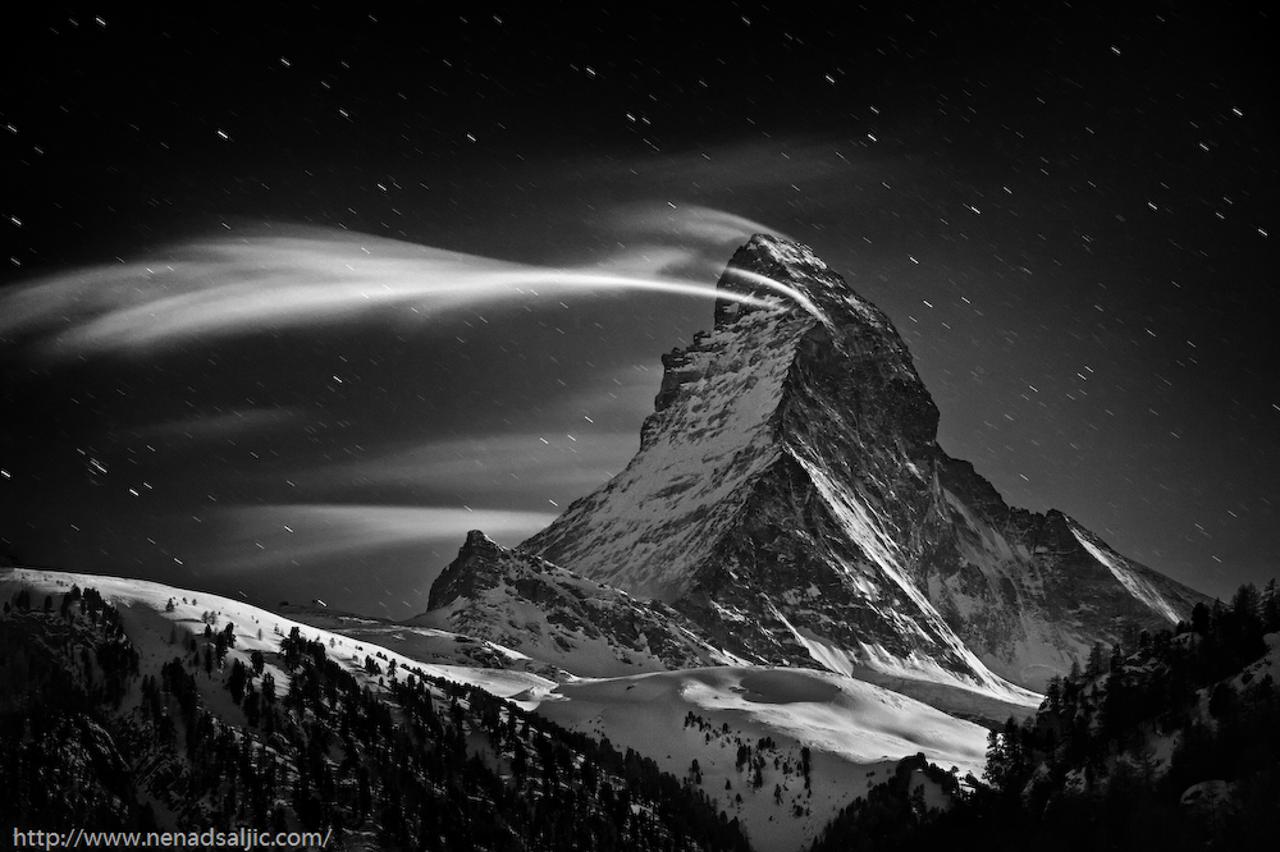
[604,203,797,247]
[128,407,307,441]
[214,503,558,571]
[1,212,820,358]
[284,431,637,499]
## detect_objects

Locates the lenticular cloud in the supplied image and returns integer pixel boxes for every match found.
[0,212,819,358]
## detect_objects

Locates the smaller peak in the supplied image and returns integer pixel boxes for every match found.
[743,232,784,247]
[1042,509,1079,536]
[463,529,498,549]
[426,530,506,611]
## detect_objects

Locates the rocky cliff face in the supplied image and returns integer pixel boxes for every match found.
[417,530,738,678]
[517,234,1206,693]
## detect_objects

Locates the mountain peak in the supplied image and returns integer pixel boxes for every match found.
[530,235,943,600]
[738,233,831,275]
[427,528,508,610]
[523,236,1205,692]
[713,233,824,327]
[714,233,899,336]
[462,528,500,553]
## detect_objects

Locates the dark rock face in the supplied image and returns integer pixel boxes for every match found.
[517,235,1206,692]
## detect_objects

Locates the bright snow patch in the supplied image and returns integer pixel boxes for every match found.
[1071,527,1181,622]
[536,665,990,852]
[1,567,558,704]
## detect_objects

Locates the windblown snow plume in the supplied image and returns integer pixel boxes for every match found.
[0,212,821,357]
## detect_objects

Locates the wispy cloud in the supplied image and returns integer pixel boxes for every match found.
[556,365,664,423]
[233,365,664,505]
[286,431,637,499]
[128,407,306,441]
[213,503,558,571]
[0,215,815,359]
[604,202,797,248]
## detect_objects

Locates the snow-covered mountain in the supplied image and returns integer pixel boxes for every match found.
[515,234,1206,692]
[4,235,1219,851]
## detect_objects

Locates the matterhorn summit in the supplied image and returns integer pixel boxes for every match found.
[518,235,1204,694]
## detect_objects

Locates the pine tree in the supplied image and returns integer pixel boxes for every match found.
[228,659,248,704]
[1191,601,1211,634]
[215,631,229,665]
[1086,641,1105,678]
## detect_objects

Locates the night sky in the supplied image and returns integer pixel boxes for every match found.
[2,5,1276,617]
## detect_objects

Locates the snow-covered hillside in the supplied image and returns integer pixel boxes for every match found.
[1,567,555,704]
[538,666,990,852]
[0,566,761,850]
[4,566,1004,852]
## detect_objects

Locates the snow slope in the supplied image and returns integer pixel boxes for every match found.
[0,567,556,704]
[523,301,808,603]
[538,666,989,852]
[276,600,567,677]
[5,565,999,852]
[2,566,769,851]
[1070,523,1182,623]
